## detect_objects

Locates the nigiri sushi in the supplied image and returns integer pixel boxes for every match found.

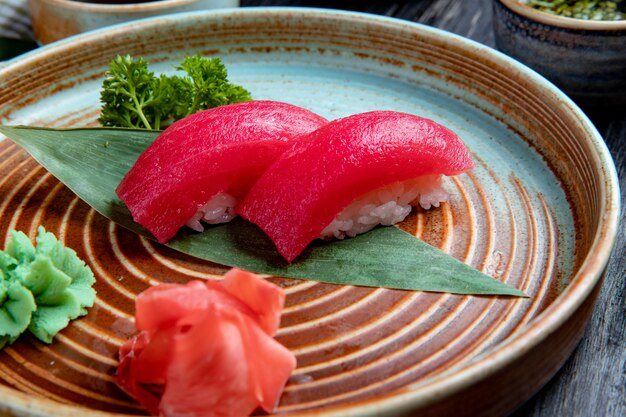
[238,111,474,262]
[116,100,328,243]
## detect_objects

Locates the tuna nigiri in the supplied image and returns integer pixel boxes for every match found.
[116,100,328,243]
[238,111,474,262]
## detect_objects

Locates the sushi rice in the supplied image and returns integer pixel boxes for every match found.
[186,175,447,238]
[320,175,448,240]
[185,192,238,232]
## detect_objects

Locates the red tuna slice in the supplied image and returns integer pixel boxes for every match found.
[238,110,474,262]
[116,100,328,243]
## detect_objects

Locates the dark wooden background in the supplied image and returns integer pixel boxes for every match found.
[1,0,624,416]
[238,1,625,416]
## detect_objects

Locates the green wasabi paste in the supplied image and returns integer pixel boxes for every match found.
[0,279,36,348]
[0,227,96,347]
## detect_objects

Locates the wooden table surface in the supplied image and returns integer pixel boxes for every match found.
[238,1,625,416]
[1,0,624,416]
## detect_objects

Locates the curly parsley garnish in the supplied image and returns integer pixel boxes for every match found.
[99,55,252,130]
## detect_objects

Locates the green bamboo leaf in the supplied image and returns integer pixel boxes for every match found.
[0,126,526,296]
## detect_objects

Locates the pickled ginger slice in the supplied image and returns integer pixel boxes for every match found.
[116,268,294,417]
[116,100,328,243]
[238,111,474,262]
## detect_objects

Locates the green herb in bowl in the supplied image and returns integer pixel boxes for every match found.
[524,0,624,20]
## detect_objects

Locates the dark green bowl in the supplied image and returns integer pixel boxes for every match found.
[493,0,626,107]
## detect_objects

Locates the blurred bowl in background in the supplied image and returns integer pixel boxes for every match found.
[493,0,626,107]
[27,0,240,44]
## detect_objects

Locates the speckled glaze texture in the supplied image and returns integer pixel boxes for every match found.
[493,0,626,106]
[0,7,620,417]
[27,0,240,44]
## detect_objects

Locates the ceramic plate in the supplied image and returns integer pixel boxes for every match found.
[0,8,619,417]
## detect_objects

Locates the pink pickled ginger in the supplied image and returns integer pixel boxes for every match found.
[117,268,295,417]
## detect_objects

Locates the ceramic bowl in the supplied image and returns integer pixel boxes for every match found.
[0,7,620,417]
[493,0,626,107]
[27,0,240,44]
